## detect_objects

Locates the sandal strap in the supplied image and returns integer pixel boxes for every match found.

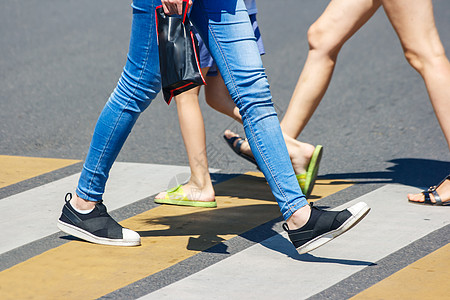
[431,189,442,204]
[226,136,241,146]
[422,191,433,205]
[225,135,245,152]
[422,190,442,205]
[422,174,449,205]
[234,138,245,152]
[429,174,450,191]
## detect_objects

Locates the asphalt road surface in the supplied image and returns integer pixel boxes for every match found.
[1,0,449,179]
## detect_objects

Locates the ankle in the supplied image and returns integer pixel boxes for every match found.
[286,140,315,174]
[185,176,215,198]
[70,195,96,211]
[188,174,213,191]
[286,204,311,230]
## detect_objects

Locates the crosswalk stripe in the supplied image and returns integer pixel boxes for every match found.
[0,155,80,189]
[351,243,450,299]
[138,184,450,300]
[0,162,194,254]
[0,171,351,299]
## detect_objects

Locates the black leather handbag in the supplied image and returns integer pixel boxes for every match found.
[156,0,205,104]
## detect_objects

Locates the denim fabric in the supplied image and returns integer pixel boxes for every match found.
[76,0,161,202]
[76,0,307,220]
[195,13,265,76]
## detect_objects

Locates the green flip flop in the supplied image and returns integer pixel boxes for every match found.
[154,185,217,208]
[296,145,323,198]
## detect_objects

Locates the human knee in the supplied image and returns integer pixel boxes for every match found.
[307,21,341,59]
[403,46,447,74]
[404,48,425,72]
[237,80,275,122]
[113,69,161,113]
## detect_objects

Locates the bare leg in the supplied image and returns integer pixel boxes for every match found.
[204,71,241,121]
[156,68,215,202]
[379,0,450,203]
[280,0,381,138]
[381,0,450,151]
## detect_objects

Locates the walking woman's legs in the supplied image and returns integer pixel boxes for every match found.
[380,0,450,204]
[280,0,381,138]
[381,0,450,150]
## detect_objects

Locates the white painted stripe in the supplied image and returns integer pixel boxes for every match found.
[140,184,450,300]
[0,162,210,254]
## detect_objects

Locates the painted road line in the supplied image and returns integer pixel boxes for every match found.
[0,155,80,189]
[351,243,450,299]
[140,184,450,300]
[0,162,193,254]
[0,173,351,299]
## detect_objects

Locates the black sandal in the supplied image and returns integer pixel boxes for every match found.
[409,174,450,206]
[223,134,258,167]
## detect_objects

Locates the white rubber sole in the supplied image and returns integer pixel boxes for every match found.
[57,220,141,247]
[297,202,370,254]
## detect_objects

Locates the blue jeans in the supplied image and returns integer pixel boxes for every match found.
[76,0,307,220]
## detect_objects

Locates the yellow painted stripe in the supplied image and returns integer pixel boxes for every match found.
[0,172,352,299]
[351,243,450,300]
[0,155,80,188]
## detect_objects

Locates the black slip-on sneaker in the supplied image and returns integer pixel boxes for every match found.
[57,193,141,246]
[283,202,370,254]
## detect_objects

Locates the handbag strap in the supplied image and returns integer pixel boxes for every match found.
[181,0,189,24]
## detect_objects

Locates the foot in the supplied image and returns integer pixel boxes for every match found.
[283,202,370,254]
[223,129,253,158]
[155,181,215,202]
[407,176,450,205]
[223,129,315,175]
[57,193,141,246]
[284,134,315,175]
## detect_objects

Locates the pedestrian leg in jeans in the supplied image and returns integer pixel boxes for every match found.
[189,0,371,253]
[57,0,161,246]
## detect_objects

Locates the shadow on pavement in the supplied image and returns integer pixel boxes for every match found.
[260,233,375,266]
[320,158,450,188]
